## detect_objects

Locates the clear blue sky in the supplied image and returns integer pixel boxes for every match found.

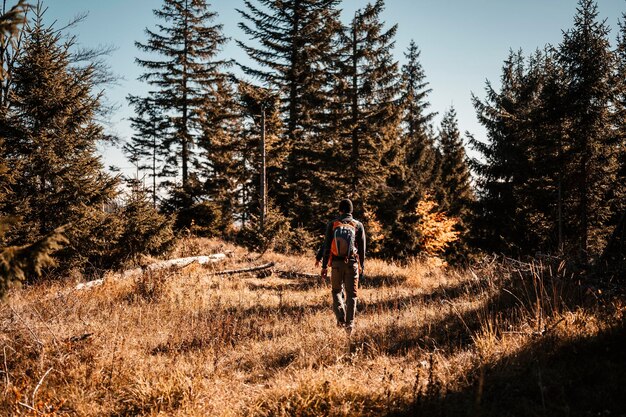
[42,0,624,174]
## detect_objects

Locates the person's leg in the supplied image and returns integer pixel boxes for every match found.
[344,262,359,331]
[330,264,346,325]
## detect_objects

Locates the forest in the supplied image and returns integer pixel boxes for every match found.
[0,1,625,416]
[1,0,625,288]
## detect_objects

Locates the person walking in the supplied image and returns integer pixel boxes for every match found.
[320,198,366,335]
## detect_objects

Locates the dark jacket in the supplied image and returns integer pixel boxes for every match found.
[321,213,366,270]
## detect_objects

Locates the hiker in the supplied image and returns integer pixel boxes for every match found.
[320,198,366,335]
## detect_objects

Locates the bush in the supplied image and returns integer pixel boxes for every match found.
[236,204,315,254]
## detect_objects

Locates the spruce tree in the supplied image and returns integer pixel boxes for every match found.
[193,77,242,235]
[0,1,67,297]
[401,40,438,198]
[601,13,626,272]
[132,0,230,211]
[237,0,342,228]
[330,0,402,239]
[125,96,168,207]
[382,40,438,256]
[557,0,617,262]
[3,5,118,272]
[438,107,473,259]
[439,107,472,219]
[470,51,527,254]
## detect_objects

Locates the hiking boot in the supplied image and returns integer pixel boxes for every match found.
[336,320,346,328]
[344,325,354,336]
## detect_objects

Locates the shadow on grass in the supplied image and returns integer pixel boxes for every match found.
[388,321,626,417]
[353,277,562,358]
[246,279,323,292]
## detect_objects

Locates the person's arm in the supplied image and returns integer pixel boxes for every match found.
[321,221,334,269]
[315,244,323,267]
[315,245,323,262]
[357,221,366,271]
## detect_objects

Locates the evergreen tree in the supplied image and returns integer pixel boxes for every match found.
[557,0,617,262]
[237,0,342,228]
[381,39,438,256]
[438,107,473,259]
[439,107,472,219]
[125,96,168,207]
[401,40,438,198]
[1,0,28,107]
[107,179,174,268]
[238,82,285,229]
[192,77,242,235]
[329,0,402,249]
[132,0,230,210]
[3,6,118,272]
[0,1,67,297]
[470,51,528,254]
[601,13,626,273]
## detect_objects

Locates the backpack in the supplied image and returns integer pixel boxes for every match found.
[330,219,358,262]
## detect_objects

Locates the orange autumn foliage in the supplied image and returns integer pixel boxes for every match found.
[415,195,460,256]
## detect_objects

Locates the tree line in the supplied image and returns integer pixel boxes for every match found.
[124,0,473,259]
[1,0,625,297]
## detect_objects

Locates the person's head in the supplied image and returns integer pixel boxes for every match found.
[339,198,353,214]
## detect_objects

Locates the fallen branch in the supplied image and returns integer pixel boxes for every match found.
[18,402,40,414]
[210,262,275,276]
[145,254,228,271]
[75,279,104,291]
[76,254,230,290]
[3,345,14,394]
[32,367,53,409]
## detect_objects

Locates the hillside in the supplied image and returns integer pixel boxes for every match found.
[1,238,625,416]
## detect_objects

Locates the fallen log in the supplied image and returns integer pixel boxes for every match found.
[75,254,230,290]
[75,279,104,291]
[146,254,227,271]
[210,262,275,276]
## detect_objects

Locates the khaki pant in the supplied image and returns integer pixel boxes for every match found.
[330,260,359,328]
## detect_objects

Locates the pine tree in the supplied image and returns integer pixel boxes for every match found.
[193,77,242,235]
[0,1,67,298]
[401,40,438,198]
[1,0,28,107]
[132,0,230,210]
[237,0,342,228]
[557,0,617,262]
[381,39,438,256]
[3,5,118,273]
[470,51,527,254]
[328,0,402,251]
[601,13,626,273]
[439,108,472,218]
[438,107,473,259]
[125,96,168,207]
[238,82,285,229]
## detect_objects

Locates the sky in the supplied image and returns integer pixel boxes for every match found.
[41,0,625,175]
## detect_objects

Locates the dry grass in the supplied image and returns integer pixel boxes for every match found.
[1,238,624,416]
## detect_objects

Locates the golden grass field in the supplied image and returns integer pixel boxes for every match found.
[1,238,625,416]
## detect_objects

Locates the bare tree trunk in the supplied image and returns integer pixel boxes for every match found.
[260,105,267,230]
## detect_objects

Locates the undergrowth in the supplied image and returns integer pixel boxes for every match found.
[0,238,624,416]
